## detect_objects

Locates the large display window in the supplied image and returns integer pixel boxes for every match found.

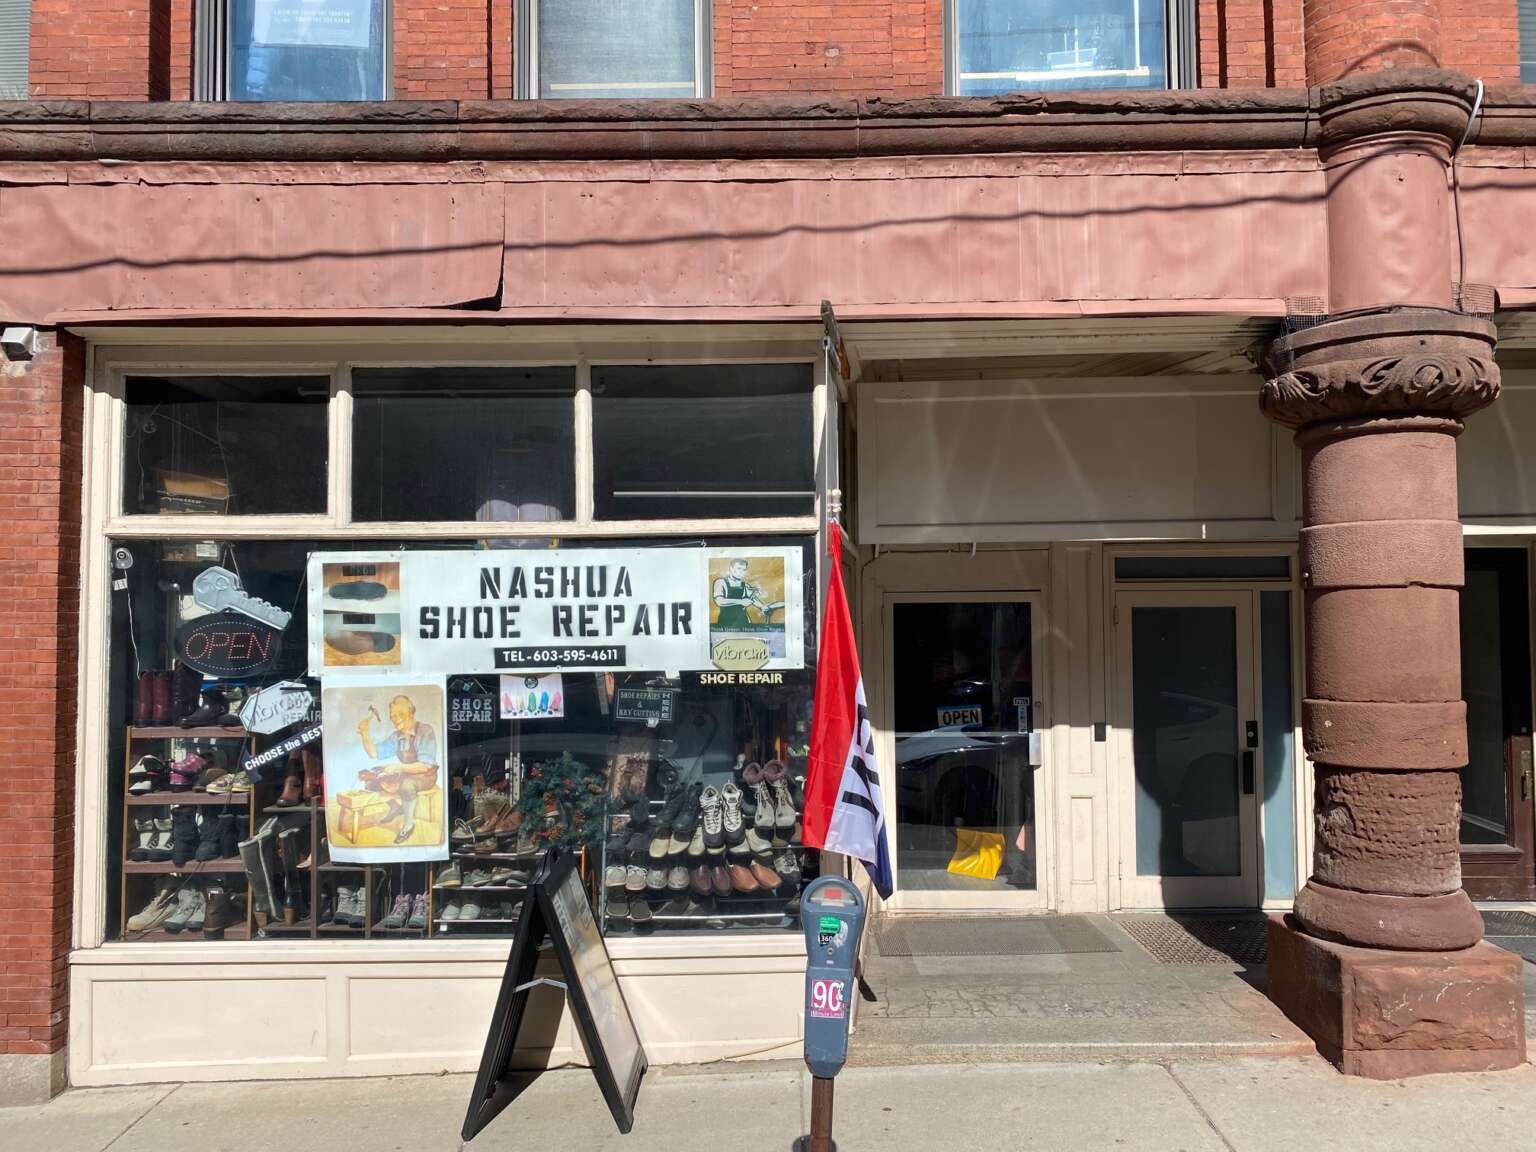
[98,358,822,947]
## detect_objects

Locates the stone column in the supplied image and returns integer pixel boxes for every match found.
[1259,70,1528,1080]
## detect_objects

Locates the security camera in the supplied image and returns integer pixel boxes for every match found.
[1,326,38,362]
[112,547,134,571]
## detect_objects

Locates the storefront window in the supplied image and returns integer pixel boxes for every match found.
[106,535,818,943]
[229,0,389,102]
[535,0,700,99]
[592,364,815,520]
[122,376,330,516]
[350,367,577,523]
[954,0,1168,95]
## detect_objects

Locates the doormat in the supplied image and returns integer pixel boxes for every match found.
[874,916,1119,958]
[1116,915,1269,966]
[1481,910,1536,936]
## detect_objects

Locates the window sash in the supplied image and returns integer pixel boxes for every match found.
[518,0,711,100]
[103,355,821,538]
[0,0,30,100]
[195,0,393,101]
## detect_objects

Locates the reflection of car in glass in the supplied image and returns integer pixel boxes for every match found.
[1143,690,1238,806]
[895,726,1027,849]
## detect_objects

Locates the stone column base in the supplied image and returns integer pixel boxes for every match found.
[0,1049,66,1106]
[1267,914,1526,1078]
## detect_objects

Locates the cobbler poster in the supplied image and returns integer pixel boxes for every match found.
[307,546,804,677]
[320,675,450,864]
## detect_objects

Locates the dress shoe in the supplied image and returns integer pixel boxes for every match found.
[750,858,783,890]
[728,862,760,894]
[689,863,712,897]
[710,864,732,898]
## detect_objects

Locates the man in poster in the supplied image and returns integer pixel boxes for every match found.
[356,695,438,844]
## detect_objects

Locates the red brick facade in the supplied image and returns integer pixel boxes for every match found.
[21,0,1528,100]
[0,334,83,1073]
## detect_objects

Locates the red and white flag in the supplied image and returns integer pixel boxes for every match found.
[802,522,893,898]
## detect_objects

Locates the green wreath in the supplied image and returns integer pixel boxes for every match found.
[515,752,608,853]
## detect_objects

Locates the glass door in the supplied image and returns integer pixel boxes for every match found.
[886,595,1045,910]
[1114,590,1261,908]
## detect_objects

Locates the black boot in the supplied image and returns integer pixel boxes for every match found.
[194,810,223,862]
[170,806,200,868]
[170,663,202,723]
[180,687,232,728]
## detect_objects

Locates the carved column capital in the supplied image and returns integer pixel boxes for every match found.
[1313,68,1479,157]
[1260,308,1500,430]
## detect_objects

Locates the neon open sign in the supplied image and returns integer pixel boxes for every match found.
[176,611,283,677]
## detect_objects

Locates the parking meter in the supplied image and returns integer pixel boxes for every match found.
[800,874,866,1079]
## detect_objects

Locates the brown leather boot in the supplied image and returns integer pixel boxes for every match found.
[301,748,322,801]
[135,671,155,725]
[275,753,305,808]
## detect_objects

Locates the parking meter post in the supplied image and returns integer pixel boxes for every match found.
[810,1075,834,1152]
[799,875,866,1152]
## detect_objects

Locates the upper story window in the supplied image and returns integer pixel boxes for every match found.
[0,0,30,99]
[520,0,708,99]
[1523,0,1536,84]
[198,0,390,100]
[949,0,1193,94]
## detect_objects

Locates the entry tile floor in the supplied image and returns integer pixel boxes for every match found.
[849,914,1315,1065]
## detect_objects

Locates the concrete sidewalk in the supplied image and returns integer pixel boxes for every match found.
[6,1055,1536,1152]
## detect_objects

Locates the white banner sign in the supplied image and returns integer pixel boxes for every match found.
[253,0,374,50]
[308,546,804,677]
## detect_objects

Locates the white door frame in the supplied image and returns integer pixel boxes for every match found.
[1112,588,1263,909]
[880,589,1050,912]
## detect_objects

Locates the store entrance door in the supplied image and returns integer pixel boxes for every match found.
[885,593,1046,911]
[1114,590,1262,909]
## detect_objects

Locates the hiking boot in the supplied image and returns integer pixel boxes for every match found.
[437,861,463,889]
[169,807,200,867]
[380,894,412,930]
[407,893,429,930]
[745,827,774,856]
[646,865,667,892]
[194,810,223,862]
[690,863,713,897]
[719,783,746,846]
[728,862,760,894]
[774,850,802,887]
[128,816,156,862]
[710,864,732,898]
[127,879,178,932]
[625,864,647,893]
[186,886,209,932]
[202,884,244,939]
[666,864,689,892]
[749,781,776,834]
[750,859,783,890]
[163,884,200,933]
[700,786,725,852]
[768,777,798,830]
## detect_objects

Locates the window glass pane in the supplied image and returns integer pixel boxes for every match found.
[592,364,814,520]
[892,602,1038,892]
[1522,0,1536,84]
[539,0,696,98]
[956,0,1166,95]
[0,0,30,100]
[122,376,329,516]
[350,368,576,523]
[230,0,387,101]
[105,535,817,943]
[1115,556,1290,581]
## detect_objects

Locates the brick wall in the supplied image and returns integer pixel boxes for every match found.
[1200,0,1307,87]
[713,0,943,97]
[394,0,503,99]
[0,333,84,1077]
[1442,0,1521,80]
[27,2,156,99]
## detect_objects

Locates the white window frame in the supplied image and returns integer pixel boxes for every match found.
[515,0,712,100]
[75,331,828,950]
[942,0,1198,96]
[194,0,395,101]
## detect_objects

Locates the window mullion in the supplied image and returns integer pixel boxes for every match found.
[575,360,595,524]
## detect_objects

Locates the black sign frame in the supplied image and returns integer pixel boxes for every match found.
[461,850,646,1142]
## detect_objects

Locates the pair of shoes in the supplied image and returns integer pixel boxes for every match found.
[207,770,250,795]
[126,878,179,932]
[128,815,175,862]
[195,810,239,863]
[163,882,207,933]
[333,884,368,928]
[202,883,245,939]
[646,782,703,859]
[742,761,798,833]
[180,686,242,729]
[128,755,168,794]
[380,894,418,930]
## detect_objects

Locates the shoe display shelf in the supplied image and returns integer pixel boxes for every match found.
[430,845,589,935]
[120,725,257,942]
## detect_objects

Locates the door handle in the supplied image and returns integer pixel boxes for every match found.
[1521,749,1533,802]
[1242,750,1255,795]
